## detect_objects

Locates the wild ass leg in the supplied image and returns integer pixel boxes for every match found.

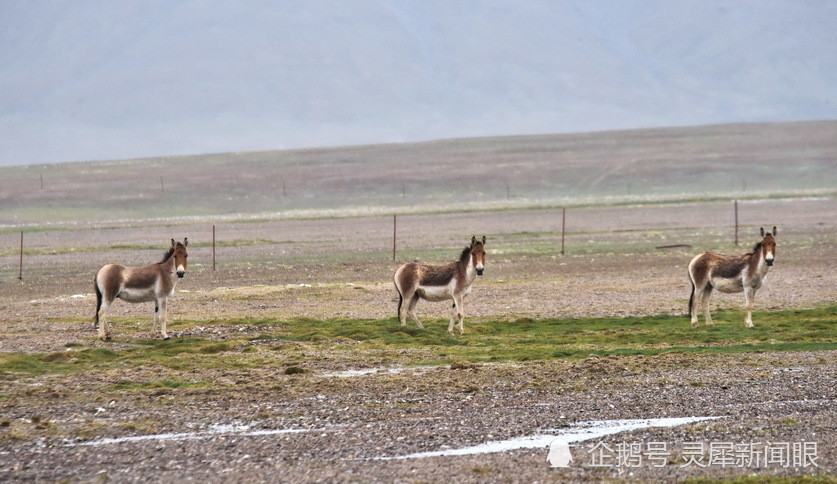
[457,294,467,335]
[449,293,465,335]
[397,292,410,327]
[97,300,112,341]
[158,298,170,339]
[743,287,756,328]
[690,301,700,327]
[397,287,424,329]
[448,301,457,334]
[689,280,701,327]
[701,286,714,326]
[94,278,115,341]
[406,295,424,329]
[397,294,406,326]
[688,263,707,328]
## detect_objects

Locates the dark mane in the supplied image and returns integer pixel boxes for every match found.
[159,247,175,264]
[458,246,471,263]
[748,241,763,256]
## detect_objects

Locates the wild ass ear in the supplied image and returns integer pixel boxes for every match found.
[471,236,476,246]
[171,238,177,247]
[183,238,188,247]
[772,226,777,237]
[481,235,486,245]
[760,227,765,237]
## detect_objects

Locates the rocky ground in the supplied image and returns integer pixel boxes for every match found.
[1,352,835,482]
[1,199,835,482]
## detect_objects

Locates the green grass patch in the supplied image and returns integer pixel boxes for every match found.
[0,348,120,376]
[258,306,836,363]
[239,305,837,364]
[1,306,833,379]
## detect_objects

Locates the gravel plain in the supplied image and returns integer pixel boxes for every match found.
[1,198,835,482]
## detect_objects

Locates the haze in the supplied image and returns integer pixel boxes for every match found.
[1,0,835,166]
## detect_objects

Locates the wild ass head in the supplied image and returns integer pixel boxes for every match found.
[171,238,189,278]
[759,227,776,267]
[470,236,486,276]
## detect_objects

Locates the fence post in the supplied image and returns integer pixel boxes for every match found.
[212,224,216,271]
[734,200,739,247]
[561,208,566,256]
[18,231,23,280]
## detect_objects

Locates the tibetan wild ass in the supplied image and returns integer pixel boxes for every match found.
[688,227,776,327]
[394,236,487,334]
[94,238,188,340]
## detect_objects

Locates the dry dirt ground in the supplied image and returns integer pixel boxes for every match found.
[1,198,835,482]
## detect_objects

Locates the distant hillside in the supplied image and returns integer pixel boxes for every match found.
[1,1,836,165]
[1,121,834,227]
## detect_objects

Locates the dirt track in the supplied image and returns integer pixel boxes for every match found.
[1,198,835,482]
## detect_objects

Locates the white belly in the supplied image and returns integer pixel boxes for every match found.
[417,282,454,302]
[118,287,157,303]
[711,276,743,293]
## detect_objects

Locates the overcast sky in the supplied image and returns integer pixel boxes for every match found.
[1,0,835,166]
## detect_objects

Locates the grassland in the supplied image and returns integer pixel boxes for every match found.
[1,307,835,383]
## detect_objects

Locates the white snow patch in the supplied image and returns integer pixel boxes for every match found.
[319,366,423,378]
[66,424,329,447]
[376,416,723,460]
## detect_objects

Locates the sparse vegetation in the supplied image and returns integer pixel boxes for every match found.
[0,123,834,482]
[2,122,835,226]
[1,306,833,380]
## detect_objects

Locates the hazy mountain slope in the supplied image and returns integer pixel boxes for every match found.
[1,121,834,226]
[1,0,835,166]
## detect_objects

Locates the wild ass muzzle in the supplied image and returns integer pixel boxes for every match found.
[688,227,776,327]
[394,236,487,334]
[94,238,189,340]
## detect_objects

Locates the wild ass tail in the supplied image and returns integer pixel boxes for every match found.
[688,281,695,318]
[687,263,697,318]
[396,293,403,320]
[94,276,102,329]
